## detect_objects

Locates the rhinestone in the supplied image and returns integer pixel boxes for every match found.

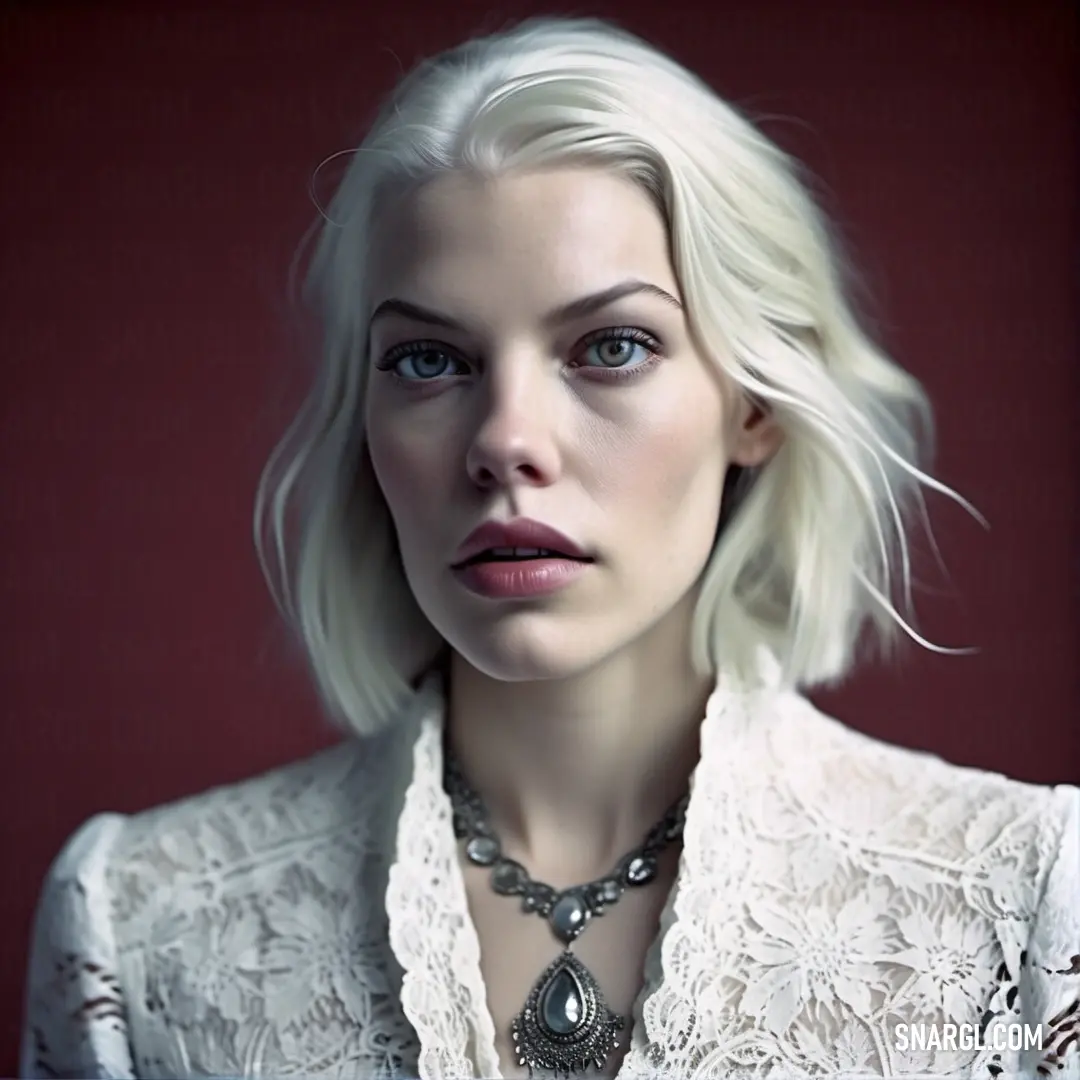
[667,809,686,839]
[491,859,527,894]
[599,878,622,903]
[550,893,590,942]
[465,836,500,866]
[539,885,557,908]
[625,855,657,885]
[538,967,585,1035]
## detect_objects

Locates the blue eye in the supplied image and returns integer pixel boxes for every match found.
[375,327,663,386]
[378,345,466,380]
[581,337,653,369]
[576,328,662,373]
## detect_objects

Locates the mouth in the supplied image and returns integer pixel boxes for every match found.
[451,518,593,572]
[454,547,595,569]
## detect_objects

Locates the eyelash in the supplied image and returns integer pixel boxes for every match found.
[373,326,664,384]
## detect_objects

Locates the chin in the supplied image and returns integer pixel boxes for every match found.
[455,638,588,684]
[445,612,605,684]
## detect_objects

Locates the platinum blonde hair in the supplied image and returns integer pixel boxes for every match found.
[255,16,974,736]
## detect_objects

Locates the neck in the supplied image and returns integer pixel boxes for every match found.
[445,596,711,883]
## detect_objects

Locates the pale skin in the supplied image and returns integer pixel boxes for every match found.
[364,165,780,1076]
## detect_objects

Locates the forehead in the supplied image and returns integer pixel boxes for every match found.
[366,167,678,312]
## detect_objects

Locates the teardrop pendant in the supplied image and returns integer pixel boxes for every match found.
[510,951,624,1076]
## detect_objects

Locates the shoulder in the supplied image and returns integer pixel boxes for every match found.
[115,737,376,855]
[148,733,405,887]
[771,687,1069,812]
[31,679,441,958]
[762,689,1077,890]
[24,732,422,1078]
[36,732,406,938]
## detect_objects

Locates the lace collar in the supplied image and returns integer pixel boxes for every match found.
[384,651,785,1079]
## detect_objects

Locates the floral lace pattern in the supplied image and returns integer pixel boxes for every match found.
[21,667,1080,1079]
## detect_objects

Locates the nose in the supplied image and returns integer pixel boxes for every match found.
[464,363,562,490]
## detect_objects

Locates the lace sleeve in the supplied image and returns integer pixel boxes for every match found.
[20,813,135,1080]
[1023,785,1080,1078]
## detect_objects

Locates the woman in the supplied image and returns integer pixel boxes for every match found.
[22,16,1078,1080]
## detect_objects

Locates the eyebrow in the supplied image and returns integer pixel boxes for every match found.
[367,279,683,332]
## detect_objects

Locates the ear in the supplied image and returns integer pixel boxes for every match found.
[729,395,783,468]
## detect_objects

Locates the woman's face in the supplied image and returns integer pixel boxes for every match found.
[364,166,776,682]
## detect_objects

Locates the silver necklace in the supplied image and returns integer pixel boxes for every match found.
[444,749,689,1077]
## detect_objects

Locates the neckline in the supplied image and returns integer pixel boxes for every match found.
[388,656,782,1078]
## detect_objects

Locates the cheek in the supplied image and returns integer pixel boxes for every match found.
[581,387,727,526]
[366,422,447,532]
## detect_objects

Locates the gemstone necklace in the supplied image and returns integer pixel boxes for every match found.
[444,748,689,1077]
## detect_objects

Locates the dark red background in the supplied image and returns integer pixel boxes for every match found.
[2,1,1076,1073]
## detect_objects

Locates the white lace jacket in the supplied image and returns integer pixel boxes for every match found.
[21,668,1080,1080]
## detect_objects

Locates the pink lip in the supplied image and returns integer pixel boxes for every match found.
[450,518,593,600]
[451,518,589,567]
[455,558,590,599]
